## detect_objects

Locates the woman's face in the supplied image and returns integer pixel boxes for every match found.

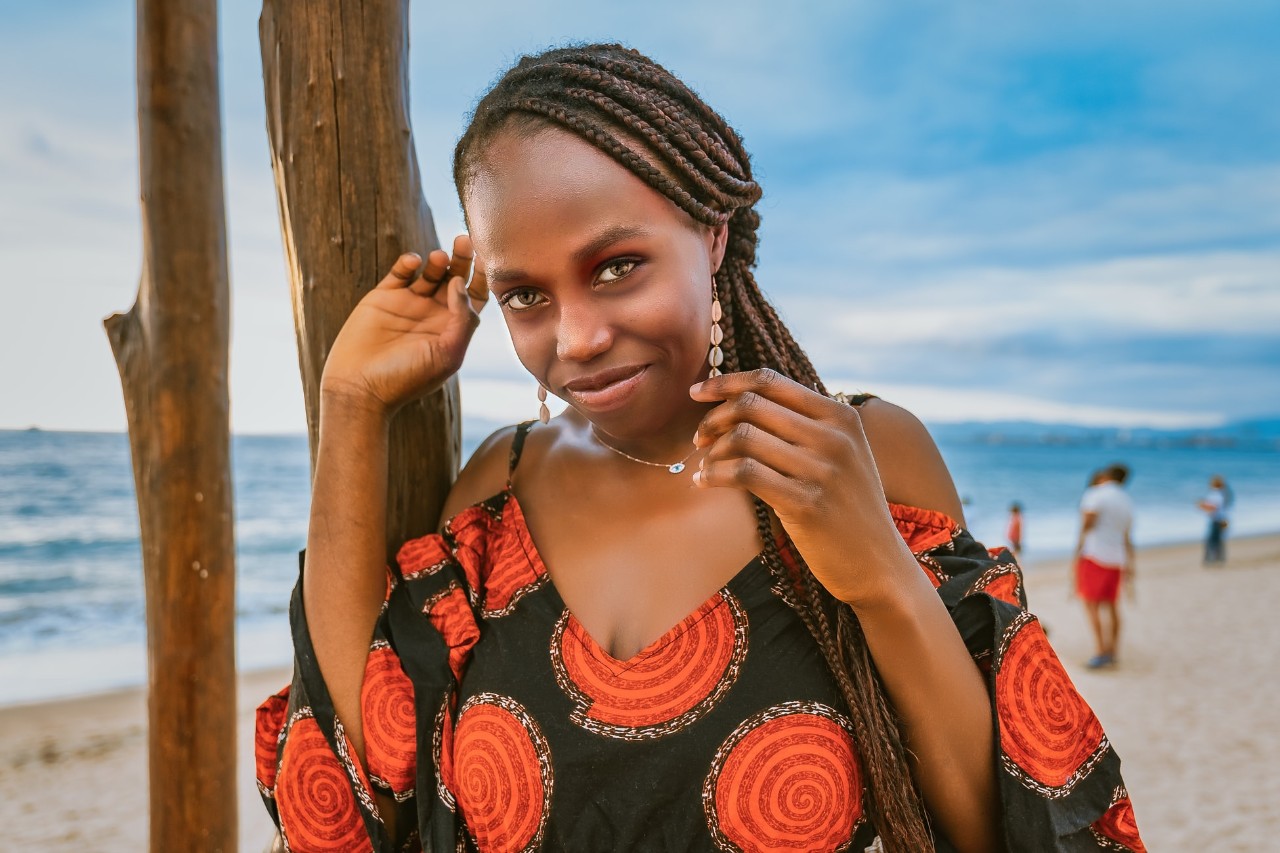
[463,126,727,440]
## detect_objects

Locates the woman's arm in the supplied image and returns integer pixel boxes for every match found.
[853,400,1001,851]
[691,372,999,852]
[303,392,393,762]
[301,244,483,762]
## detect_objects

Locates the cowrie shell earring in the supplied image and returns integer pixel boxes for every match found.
[537,384,551,424]
[708,277,724,378]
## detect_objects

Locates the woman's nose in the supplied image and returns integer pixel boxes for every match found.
[554,300,613,362]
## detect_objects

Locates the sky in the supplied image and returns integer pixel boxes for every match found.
[1,0,1277,433]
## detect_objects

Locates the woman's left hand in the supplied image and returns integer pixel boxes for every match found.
[690,368,917,608]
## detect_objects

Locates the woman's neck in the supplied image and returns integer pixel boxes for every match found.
[565,404,709,466]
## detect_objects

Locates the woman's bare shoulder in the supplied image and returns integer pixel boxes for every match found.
[855,397,967,525]
[437,424,521,526]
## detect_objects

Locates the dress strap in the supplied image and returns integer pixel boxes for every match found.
[845,392,877,407]
[507,420,537,486]
[832,391,877,407]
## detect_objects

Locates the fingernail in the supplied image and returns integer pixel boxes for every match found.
[689,382,704,395]
[692,470,703,486]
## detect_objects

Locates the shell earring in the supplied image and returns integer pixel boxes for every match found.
[536,383,550,424]
[708,276,724,378]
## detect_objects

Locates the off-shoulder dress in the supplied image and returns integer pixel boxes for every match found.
[256,421,1144,852]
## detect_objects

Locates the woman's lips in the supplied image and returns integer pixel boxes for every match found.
[562,365,649,411]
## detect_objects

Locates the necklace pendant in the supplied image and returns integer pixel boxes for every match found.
[668,462,686,474]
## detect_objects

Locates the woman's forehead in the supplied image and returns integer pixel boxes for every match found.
[465,127,666,222]
[463,127,699,267]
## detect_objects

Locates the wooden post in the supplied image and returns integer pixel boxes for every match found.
[259,0,460,551]
[104,1,237,851]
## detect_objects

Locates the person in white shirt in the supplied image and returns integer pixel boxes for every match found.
[1197,474,1232,565]
[1074,464,1134,668]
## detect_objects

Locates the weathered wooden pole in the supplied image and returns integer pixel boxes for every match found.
[104,1,237,851]
[260,0,460,551]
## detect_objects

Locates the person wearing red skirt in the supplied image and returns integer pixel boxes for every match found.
[1074,465,1135,668]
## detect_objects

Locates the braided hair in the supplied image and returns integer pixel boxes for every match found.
[454,44,933,851]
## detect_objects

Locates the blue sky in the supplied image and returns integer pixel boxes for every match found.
[1,0,1277,432]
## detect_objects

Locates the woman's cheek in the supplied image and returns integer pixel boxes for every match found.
[504,316,554,379]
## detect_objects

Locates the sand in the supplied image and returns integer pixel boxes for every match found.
[0,666,288,852]
[1021,533,1280,850]
[2,534,1278,851]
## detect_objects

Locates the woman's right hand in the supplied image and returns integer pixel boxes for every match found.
[320,235,488,416]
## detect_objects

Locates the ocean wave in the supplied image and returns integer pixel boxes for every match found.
[0,573,86,598]
[0,537,141,562]
[3,428,1280,706]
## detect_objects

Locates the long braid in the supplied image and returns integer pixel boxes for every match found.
[455,43,933,852]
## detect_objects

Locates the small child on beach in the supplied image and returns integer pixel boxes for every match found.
[1007,501,1023,559]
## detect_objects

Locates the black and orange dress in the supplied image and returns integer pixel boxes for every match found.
[256,422,1145,852]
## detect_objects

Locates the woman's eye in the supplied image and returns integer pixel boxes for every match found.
[499,289,545,311]
[597,259,638,284]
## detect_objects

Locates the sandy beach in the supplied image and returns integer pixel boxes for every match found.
[2,534,1278,851]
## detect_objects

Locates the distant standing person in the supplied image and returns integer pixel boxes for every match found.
[1074,464,1135,669]
[1006,501,1024,559]
[1198,475,1232,565]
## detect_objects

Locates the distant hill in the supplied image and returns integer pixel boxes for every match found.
[8,415,1280,453]
[927,417,1280,450]
[456,413,1280,454]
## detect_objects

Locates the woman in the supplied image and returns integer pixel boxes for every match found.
[256,45,1142,852]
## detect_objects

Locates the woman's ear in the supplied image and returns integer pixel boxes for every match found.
[706,221,730,275]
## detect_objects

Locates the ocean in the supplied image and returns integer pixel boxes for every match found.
[2,425,1278,706]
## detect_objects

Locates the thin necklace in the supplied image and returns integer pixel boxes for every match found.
[591,428,698,474]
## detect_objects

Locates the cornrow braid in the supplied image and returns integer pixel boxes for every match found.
[455,43,934,852]
[508,59,755,198]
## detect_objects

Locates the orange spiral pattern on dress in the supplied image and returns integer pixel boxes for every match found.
[889,501,958,554]
[425,584,481,682]
[361,646,417,794]
[997,615,1106,791]
[453,693,552,852]
[916,556,946,588]
[434,695,457,810]
[554,592,747,739]
[448,505,493,592]
[275,716,372,853]
[396,532,453,580]
[1092,792,1146,852]
[481,502,548,617]
[979,571,1022,607]
[254,685,289,792]
[704,702,862,853]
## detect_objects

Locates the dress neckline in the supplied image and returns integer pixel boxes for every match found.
[501,487,765,668]
[444,436,962,662]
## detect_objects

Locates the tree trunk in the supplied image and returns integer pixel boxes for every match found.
[104,1,237,850]
[259,0,460,553]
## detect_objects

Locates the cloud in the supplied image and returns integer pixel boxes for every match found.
[820,379,1224,429]
[1,0,1277,433]
[756,153,1280,276]
[787,251,1280,337]
[773,249,1280,423]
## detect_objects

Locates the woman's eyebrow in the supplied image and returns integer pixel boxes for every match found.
[572,224,651,264]
[487,224,652,285]
[487,266,529,286]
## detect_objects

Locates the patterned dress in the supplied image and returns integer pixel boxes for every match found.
[256,422,1145,852]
